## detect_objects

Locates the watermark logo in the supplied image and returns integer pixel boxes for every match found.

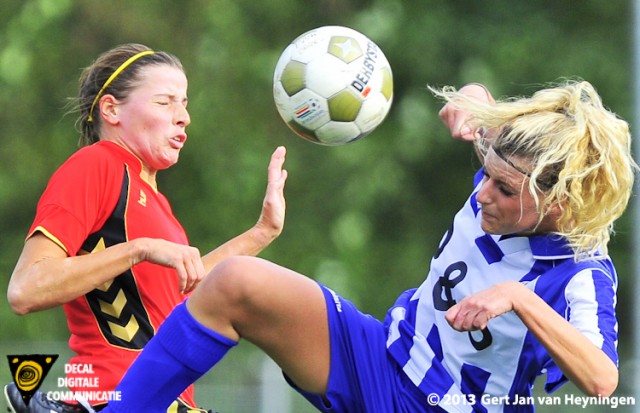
[7,354,58,406]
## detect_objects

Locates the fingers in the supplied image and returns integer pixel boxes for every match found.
[268,146,287,196]
[170,253,205,294]
[445,283,517,331]
[141,239,205,294]
[257,147,287,237]
[268,146,288,185]
[439,83,494,142]
[174,266,189,293]
[438,105,476,141]
[179,252,206,294]
[446,303,489,331]
[445,292,500,331]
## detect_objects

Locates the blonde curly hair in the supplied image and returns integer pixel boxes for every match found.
[432,80,638,259]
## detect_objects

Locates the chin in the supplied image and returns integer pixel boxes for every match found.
[480,221,508,236]
[480,216,495,233]
[160,155,180,169]
[481,224,496,235]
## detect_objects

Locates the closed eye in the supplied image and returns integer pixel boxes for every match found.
[482,169,517,197]
[153,95,188,107]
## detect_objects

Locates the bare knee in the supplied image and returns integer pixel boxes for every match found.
[187,257,331,392]
[211,256,269,301]
[186,256,268,338]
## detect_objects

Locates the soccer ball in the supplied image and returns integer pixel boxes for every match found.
[273,26,393,145]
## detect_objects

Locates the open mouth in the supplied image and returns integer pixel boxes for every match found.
[170,134,187,148]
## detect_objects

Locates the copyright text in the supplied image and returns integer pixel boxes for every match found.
[426,393,635,409]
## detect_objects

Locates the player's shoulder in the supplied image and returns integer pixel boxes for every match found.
[572,256,617,286]
[570,254,615,275]
[46,142,132,188]
[68,140,124,161]
[63,141,134,171]
[545,255,617,289]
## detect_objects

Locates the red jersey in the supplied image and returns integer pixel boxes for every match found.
[28,141,196,406]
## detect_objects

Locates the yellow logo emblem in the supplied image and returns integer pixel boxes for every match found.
[138,189,147,207]
[7,354,58,406]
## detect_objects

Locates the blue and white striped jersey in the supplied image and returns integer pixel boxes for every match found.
[384,169,618,413]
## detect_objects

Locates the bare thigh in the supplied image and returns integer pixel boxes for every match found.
[187,256,330,394]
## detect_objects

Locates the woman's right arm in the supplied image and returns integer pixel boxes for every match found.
[7,233,205,314]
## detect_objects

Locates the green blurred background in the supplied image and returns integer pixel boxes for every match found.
[0,0,636,412]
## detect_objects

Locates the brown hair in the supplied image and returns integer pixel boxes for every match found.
[75,43,184,146]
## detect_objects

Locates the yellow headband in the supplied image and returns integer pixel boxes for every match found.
[87,50,155,123]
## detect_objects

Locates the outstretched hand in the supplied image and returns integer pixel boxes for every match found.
[194,147,288,276]
[134,145,287,294]
[256,146,288,239]
[438,83,494,142]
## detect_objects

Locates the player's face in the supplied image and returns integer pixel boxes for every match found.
[476,147,558,236]
[115,64,190,175]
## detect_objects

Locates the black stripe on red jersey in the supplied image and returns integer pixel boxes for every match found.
[82,167,154,349]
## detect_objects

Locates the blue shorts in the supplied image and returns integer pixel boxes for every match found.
[285,283,439,413]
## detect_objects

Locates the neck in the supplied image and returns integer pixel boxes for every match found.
[140,165,158,191]
[100,138,159,191]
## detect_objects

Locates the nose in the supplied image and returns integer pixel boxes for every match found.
[176,104,191,128]
[476,179,492,205]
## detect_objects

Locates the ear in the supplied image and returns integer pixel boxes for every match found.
[98,94,120,125]
[545,198,566,223]
[538,199,565,233]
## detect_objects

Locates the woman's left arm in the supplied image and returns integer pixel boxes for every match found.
[201,146,287,273]
[445,281,618,396]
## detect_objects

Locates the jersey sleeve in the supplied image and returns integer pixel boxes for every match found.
[28,146,123,256]
[543,266,618,392]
